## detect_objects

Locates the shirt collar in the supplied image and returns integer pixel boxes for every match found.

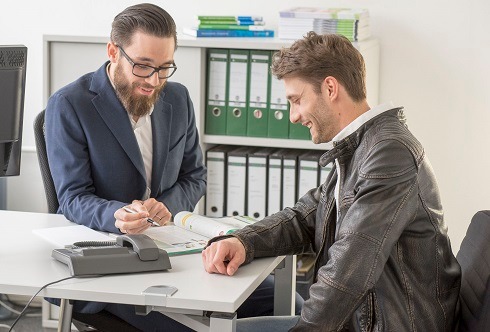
[324,102,396,150]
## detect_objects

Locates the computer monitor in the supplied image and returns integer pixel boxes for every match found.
[0,45,27,177]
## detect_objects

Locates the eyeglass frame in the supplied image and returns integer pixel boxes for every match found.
[116,45,177,79]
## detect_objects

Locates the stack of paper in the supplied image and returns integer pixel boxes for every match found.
[278,7,370,41]
[183,15,274,38]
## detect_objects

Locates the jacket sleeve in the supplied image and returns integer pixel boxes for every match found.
[292,139,421,331]
[155,85,207,215]
[45,93,125,233]
[225,186,321,265]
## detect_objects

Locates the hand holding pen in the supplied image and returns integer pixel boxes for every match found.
[123,206,160,227]
[114,203,160,234]
[134,198,172,226]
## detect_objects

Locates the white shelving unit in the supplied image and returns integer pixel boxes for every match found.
[44,34,379,152]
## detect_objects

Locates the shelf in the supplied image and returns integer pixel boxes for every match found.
[202,134,329,151]
[178,34,379,53]
[43,34,379,53]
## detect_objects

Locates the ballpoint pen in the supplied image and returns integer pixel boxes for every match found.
[122,206,161,227]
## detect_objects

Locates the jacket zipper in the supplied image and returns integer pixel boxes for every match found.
[314,196,336,273]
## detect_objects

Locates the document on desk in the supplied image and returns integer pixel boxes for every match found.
[33,224,113,247]
[144,211,257,256]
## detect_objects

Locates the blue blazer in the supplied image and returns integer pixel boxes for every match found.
[45,62,207,234]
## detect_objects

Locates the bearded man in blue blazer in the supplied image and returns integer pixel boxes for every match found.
[45,3,206,330]
[46,7,205,235]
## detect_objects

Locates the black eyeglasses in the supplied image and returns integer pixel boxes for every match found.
[117,46,177,79]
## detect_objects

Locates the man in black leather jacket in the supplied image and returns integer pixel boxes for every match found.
[202,32,461,331]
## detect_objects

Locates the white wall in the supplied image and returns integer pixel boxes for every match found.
[2,0,489,252]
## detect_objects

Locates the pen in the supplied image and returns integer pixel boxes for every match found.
[122,206,160,227]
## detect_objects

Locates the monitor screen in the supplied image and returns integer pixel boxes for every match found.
[0,45,27,177]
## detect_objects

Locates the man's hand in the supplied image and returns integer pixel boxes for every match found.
[202,237,246,276]
[114,202,152,234]
[137,198,172,226]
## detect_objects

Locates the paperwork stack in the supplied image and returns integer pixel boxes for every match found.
[184,15,274,38]
[278,7,370,41]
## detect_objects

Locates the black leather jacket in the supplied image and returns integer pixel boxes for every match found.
[232,108,461,331]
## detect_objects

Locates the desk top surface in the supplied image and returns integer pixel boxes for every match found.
[0,210,283,313]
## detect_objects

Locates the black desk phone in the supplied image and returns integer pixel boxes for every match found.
[52,234,172,277]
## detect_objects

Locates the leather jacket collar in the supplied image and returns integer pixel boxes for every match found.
[320,107,404,167]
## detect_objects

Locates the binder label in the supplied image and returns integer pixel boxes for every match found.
[270,75,288,110]
[249,57,269,108]
[208,56,227,104]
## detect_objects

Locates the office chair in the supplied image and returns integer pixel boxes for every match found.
[33,110,59,214]
[34,110,141,332]
[456,210,490,332]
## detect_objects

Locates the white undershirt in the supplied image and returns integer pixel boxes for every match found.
[106,64,153,199]
[128,111,153,200]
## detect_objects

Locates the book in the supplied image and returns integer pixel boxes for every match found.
[278,7,370,41]
[196,20,265,26]
[176,211,257,237]
[197,15,263,22]
[183,27,274,38]
[198,24,266,31]
[279,7,369,20]
[145,211,257,255]
[296,253,316,300]
[296,253,316,279]
[33,212,257,257]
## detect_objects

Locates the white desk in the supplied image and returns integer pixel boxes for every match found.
[0,210,295,331]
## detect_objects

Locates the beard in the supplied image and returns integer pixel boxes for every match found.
[113,64,166,117]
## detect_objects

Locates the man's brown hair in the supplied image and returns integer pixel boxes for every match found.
[111,3,177,49]
[271,32,366,102]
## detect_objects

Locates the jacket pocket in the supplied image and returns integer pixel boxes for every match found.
[168,133,185,152]
[163,134,186,185]
[365,291,380,332]
[355,292,378,332]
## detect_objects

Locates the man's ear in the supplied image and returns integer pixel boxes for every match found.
[107,42,118,63]
[323,76,339,100]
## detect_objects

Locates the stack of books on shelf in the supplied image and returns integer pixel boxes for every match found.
[278,7,370,41]
[183,15,274,38]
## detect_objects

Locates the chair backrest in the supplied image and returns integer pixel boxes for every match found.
[457,210,490,332]
[34,110,59,214]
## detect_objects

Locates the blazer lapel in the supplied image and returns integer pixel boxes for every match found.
[89,63,146,180]
[150,97,172,196]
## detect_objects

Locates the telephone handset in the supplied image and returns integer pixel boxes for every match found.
[52,234,172,277]
[116,234,160,261]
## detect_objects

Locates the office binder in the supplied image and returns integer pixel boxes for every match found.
[226,50,250,136]
[267,150,283,216]
[247,147,276,219]
[247,50,271,137]
[227,146,255,216]
[205,49,229,135]
[289,122,311,140]
[268,64,289,139]
[298,151,322,198]
[281,149,302,209]
[205,145,236,217]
